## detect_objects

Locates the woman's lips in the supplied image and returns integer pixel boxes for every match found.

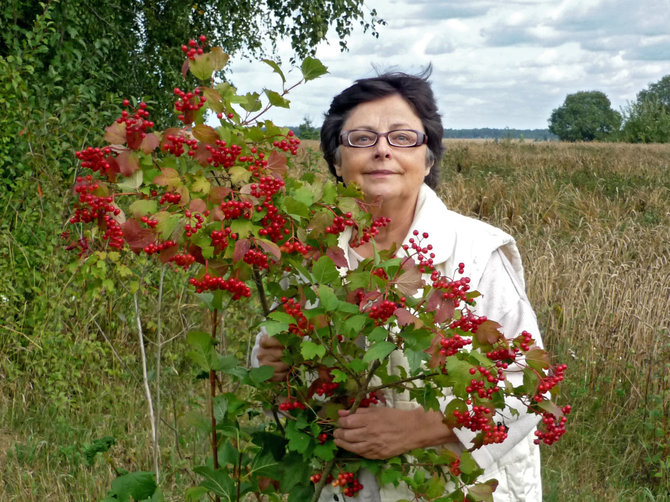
[365,170,397,176]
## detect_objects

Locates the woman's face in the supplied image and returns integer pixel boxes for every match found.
[335,94,431,210]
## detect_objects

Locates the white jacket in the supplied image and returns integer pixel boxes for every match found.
[254,184,543,501]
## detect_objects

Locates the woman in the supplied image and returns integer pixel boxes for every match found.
[253,71,543,501]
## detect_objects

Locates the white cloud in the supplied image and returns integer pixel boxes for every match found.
[227,0,670,129]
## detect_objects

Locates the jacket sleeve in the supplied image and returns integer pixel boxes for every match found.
[450,246,543,469]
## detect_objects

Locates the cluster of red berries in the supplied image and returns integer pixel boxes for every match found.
[330,471,363,497]
[350,216,391,248]
[309,472,333,484]
[258,202,288,242]
[184,210,206,237]
[371,267,388,280]
[465,371,503,400]
[140,215,158,228]
[181,35,207,61]
[220,199,252,219]
[243,248,269,269]
[272,130,300,155]
[486,346,517,366]
[350,392,380,408]
[205,141,243,168]
[314,381,338,397]
[117,101,153,150]
[279,239,312,256]
[210,228,231,251]
[75,146,117,179]
[534,405,570,445]
[325,212,355,234]
[367,299,399,325]
[281,297,314,336]
[449,311,487,333]
[535,363,567,395]
[249,176,284,199]
[453,405,503,442]
[516,330,535,352]
[159,192,182,205]
[143,240,177,255]
[481,423,509,445]
[188,274,251,299]
[439,334,472,357]
[403,231,437,273]
[162,132,198,157]
[170,253,196,268]
[449,458,461,476]
[432,273,472,307]
[279,398,305,411]
[174,87,207,124]
[317,432,329,444]
[69,176,124,249]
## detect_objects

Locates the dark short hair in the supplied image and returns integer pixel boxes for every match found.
[320,68,444,188]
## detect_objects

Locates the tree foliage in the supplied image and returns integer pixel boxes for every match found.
[0,0,382,127]
[620,75,670,143]
[548,91,621,142]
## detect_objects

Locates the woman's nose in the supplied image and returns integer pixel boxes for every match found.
[373,136,392,158]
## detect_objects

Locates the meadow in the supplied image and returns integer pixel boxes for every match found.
[0,139,668,501]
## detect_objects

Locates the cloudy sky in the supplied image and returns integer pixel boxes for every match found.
[228,0,670,130]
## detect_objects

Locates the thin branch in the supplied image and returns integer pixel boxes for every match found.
[133,290,159,482]
[92,319,135,377]
[154,265,167,484]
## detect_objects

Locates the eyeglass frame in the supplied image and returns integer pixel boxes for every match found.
[338,129,428,148]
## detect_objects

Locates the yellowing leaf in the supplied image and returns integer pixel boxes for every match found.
[153,167,180,188]
[193,124,219,145]
[104,121,126,144]
[210,47,229,71]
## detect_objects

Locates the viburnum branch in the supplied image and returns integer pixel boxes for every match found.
[367,371,440,394]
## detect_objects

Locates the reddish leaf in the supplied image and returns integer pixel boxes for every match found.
[193,124,219,145]
[153,167,180,188]
[140,133,160,154]
[116,151,140,176]
[359,291,382,311]
[233,238,251,262]
[189,198,207,213]
[526,347,551,370]
[126,128,143,150]
[176,185,190,206]
[326,246,348,268]
[392,260,424,297]
[208,186,232,205]
[267,150,287,178]
[104,121,126,144]
[193,142,211,166]
[159,244,179,264]
[121,219,155,253]
[258,239,281,260]
[475,320,504,346]
[537,399,564,418]
[187,243,206,265]
[426,334,445,369]
[394,307,423,328]
[433,299,455,325]
[211,205,225,221]
[202,87,224,113]
[181,59,189,79]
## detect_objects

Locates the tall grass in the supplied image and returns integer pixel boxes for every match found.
[1,140,668,501]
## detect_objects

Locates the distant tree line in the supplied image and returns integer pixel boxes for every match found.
[443,128,557,141]
[548,75,670,143]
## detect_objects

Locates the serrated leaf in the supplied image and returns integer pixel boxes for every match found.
[474,320,504,346]
[239,92,262,112]
[210,47,229,71]
[106,472,157,502]
[140,133,160,154]
[193,466,233,496]
[313,256,339,283]
[129,199,157,217]
[117,169,143,191]
[301,340,326,360]
[526,347,551,370]
[193,124,219,144]
[262,59,286,84]
[189,53,215,81]
[154,212,180,240]
[104,121,126,144]
[317,284,339,310]
[202,87,224,113]
[267,150,287,177]
[249,365,275,384]
[301,57,328,82]
[153,167,180,188]
[265,89,290,108]
[121,219,155,252]
[393,260,424,297]
[363,341,396,363]
[229,165,252,185]
[468,479,498,502]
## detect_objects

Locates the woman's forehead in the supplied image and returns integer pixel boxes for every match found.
[343,95,422,129]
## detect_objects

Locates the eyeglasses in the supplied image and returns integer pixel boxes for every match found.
[339,129,428,148]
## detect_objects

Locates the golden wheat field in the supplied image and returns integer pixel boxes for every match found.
[1,139,668,501]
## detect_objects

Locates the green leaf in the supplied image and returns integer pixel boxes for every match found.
[526,347,551,371]
[367,326,388,342]
[229,219,253,238]
[239,92,262,112]
[286,421,312,454]
[459,451,484,484]
[262,59,286,84]
[292,185,315,207]
[229,165,252,185]
[330,369,348,383]
[343,314,368,337]
[317,284,339,310]
[313,441,337,461]
[301,340,326,360]
[363,341,396,363]
[193,466,234,496]
[189,54,215,81]
[83,436,115,466]
[301,57,328,82]
[185,331,215,371]
[249,365,275,384]
[128,199,157,217]
[468,479,499,502]
[117,169,143,191]
[313,256,340,283]
[265,89,290,108]
[106,472,157,502]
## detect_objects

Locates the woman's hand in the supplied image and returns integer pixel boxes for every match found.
[257,333,290,382]
[332,407,458,459]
